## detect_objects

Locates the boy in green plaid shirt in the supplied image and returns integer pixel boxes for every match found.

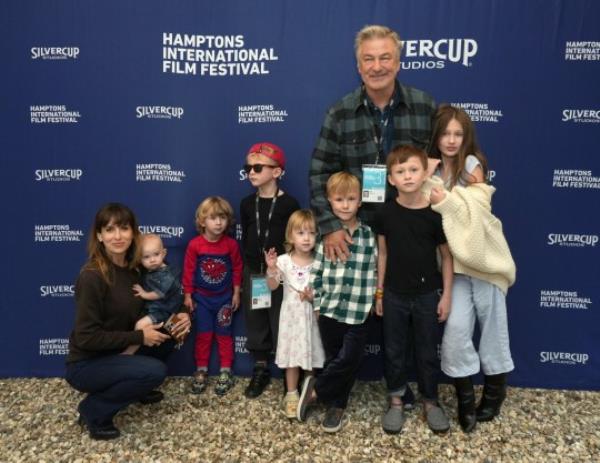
[297,172,377,433]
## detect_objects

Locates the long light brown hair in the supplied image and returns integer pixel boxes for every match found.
[82,203,141,284]
[428,104,489,187]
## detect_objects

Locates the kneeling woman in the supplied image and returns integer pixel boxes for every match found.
[65,203,191,440]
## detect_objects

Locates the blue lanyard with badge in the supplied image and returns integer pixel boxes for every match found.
[251,189,278,309]
[361,97,391,203]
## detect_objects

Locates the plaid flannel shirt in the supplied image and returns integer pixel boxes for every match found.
[310,222,377,325]
[309,81,436,234]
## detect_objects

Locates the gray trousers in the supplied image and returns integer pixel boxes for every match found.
[441,274,514,378]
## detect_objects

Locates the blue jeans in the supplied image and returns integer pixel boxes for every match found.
[441,274,514,377]
[65,342,173,428]
[315,315,369,409]
[382,289,442,401]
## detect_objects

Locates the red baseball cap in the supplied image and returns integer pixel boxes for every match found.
[247,142,286,170]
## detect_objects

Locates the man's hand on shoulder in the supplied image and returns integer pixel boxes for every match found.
[323,229,353,264]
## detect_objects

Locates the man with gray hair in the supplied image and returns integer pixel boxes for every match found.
[310,25,435,261]
[307,25,442,434]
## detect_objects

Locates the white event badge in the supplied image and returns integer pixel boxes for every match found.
[361,164,386,203]
[251,275,271,309]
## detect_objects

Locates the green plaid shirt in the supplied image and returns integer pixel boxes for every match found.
[310,222,377,325]
[309,81,436,234]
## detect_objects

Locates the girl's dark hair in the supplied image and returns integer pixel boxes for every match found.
[428,104,488,187]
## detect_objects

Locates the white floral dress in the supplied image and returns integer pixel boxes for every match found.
[275,253,325,370]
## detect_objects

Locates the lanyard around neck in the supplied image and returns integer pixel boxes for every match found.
[364,97,393,165]
[255,187,279,254]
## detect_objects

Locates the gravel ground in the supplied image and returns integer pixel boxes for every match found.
[1,377,599,462]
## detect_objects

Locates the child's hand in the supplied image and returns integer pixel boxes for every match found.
[231,291,241,311]
[437,295,451,322]
[264,247,278,269]
[183,294,195,313]
[299,286,313,302]
[375,299,383,317]
[430,187,446,205]
[132,284,145,298]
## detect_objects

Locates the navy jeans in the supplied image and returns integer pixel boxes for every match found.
[315,315,369,409]
[382,289,442,401]
[65,342,173,428]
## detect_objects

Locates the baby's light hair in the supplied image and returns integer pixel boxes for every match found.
[326,171,361,197]
[140,233,164,249]
[284,209,317,253]
[195,196,234,234]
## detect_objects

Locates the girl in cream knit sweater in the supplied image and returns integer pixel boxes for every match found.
[426,104,516,434]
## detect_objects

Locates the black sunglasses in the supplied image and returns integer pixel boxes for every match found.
[243,163,278,174]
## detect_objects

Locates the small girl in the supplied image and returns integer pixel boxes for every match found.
[264,209,325,419]
[427,104,516,433]
[183,196,243,396]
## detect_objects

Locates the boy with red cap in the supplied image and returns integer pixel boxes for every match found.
[240,142,300,398]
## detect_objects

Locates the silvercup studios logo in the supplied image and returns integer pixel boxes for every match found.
[136,106,184,119]
[364,344,381,356]
[40,285,75,297]
[35,169,83,182]
[402,38,478,70]
[31,47,79,60]
[540,352,589,365]
[138,225,185,239]
[561,109,600,123]
[547,233,598,247]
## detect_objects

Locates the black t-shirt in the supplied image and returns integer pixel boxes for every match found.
[240,192,300,272]
[373,200,446,294]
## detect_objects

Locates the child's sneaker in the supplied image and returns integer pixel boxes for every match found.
[191,371,208,394]
[321,407,345,433]
[214,370,235,396]
[281,392,300,419]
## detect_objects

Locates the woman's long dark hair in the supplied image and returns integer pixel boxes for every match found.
[83,203,141,284]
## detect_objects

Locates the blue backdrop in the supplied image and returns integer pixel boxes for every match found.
[1,0,598,390]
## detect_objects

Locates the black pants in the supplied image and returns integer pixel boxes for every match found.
[382,288,442,401]
[65,341,174,428]
[242,266,283,362]
[315,315,369,409]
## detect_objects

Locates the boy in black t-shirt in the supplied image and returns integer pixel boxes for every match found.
[240,142,300,398]
[373,145,453,434]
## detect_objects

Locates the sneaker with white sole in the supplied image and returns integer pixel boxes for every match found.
[321,407,345,433]
[297,376,317,422]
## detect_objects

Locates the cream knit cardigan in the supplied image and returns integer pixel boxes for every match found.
[423,176,516,294]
